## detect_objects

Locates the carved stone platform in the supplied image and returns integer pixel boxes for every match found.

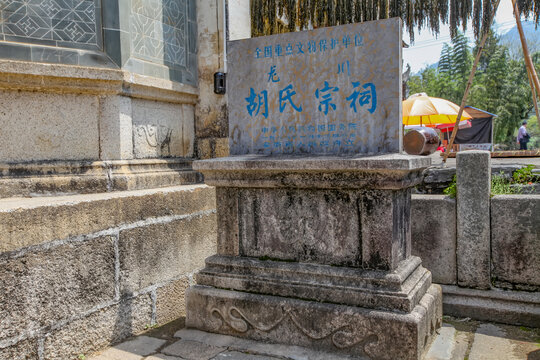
[187,284,441,360]
[187,154,442,360]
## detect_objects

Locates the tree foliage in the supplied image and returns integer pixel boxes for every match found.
[250,0,540,42]
[408,30,540,148]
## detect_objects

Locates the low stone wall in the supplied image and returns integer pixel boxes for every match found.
[0,185,217,360]
[412,195,540,292]
[411,195,456,285]
[411,192,540,327]
[491,195,540,292]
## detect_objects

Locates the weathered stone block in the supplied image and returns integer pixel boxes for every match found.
[156,277,190,325]
[198,154,430,271]
[99,95,134,160]
[238,188,362,266]
[132,99,186,158]
[191,154,438,359]
[0,339,38,360]
[186,285,442,360]
[411,195,457,285]
[226,187,409,270]
[216,187,240,256]
[491,195,540,290]
[194,154,430,190]
[43,294,153,360]
[0,184,216,252]
[360,189,411,271]
[119,213,217,294]
[0,90,100,162]
[0,236,115,341]
[456,151,491,289]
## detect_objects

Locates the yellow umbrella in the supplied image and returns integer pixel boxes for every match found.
[403,93,472,126]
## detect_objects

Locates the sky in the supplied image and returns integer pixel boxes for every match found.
[403,0,521,73]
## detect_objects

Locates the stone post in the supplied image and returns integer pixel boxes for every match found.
[456,150,491,289]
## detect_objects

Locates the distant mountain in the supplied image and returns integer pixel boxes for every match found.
[500,21,540,58]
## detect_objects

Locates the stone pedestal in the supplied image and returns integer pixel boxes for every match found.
[187,154,442,360]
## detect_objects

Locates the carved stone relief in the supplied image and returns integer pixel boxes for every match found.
[209,303,380,357]
[131,99,190,159]
[133,124,173,158]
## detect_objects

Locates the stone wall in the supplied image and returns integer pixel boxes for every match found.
[411,192,540,327]
[0,0,251,165]
[491,195,540,291]
[412,194,540,290]
[0,59,197,163]
[195,0,229,160]
[1,178,537,360]
[0,0,202,164]
[411,195,457,285]
[0,185,217,360]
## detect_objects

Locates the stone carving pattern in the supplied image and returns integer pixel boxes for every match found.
[211,305,379,353]
[0,0,99,46]
[131,0,187,67]
[135,124,172,155]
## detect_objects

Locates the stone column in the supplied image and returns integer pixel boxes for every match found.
[456,150,491,289]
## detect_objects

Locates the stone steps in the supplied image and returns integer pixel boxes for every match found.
[0,158,202,199]
[0,184,216,253]
[0,185,218,360]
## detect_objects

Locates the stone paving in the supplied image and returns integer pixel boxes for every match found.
[86,317,540,360]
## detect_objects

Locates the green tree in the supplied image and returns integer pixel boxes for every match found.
[526,116,540,149]
[438,44,453,74]
[473,29,500,72]
[451,32,473,98]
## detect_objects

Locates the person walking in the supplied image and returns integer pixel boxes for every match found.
[517,120,530,150]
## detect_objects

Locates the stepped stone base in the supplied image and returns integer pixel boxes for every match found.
[186,284,442,360]
[196,255,432,313]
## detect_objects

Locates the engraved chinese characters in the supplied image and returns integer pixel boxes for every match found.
[227,18,402,155]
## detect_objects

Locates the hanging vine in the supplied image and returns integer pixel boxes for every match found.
[250,0,540,42]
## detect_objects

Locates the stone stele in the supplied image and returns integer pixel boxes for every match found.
[187,18,441,360]
[227,18,403,156]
